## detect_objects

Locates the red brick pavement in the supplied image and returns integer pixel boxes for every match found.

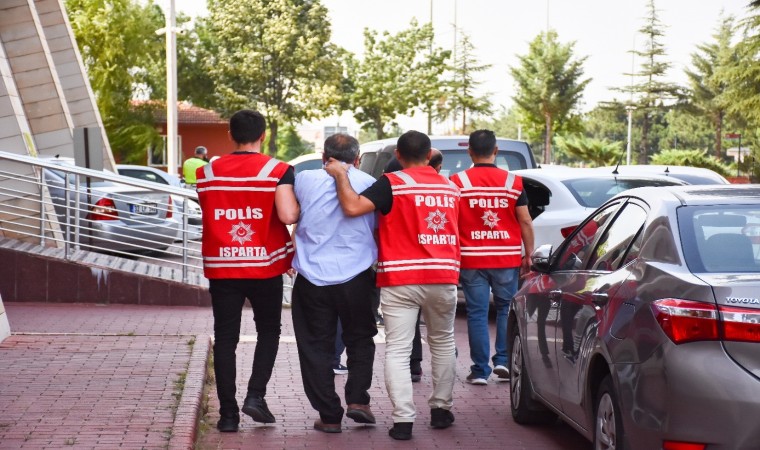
[1,303,590,450]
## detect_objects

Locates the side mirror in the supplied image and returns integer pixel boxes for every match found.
[530,244,553,273]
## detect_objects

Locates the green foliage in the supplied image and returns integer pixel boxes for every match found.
[271,126,314,161]
[650,149,731,176]
[444,33,492,134]
[684,14,738,158]
[205,0,343,155]
[65,0,166,161]
[349,20,448,139]
[510,30,591,164]
[721,3,760,127]
[615,0,682,164]
[661,108,714,152]
[471,106,522,140]
[555,135,624,167]
[177,18,217,109]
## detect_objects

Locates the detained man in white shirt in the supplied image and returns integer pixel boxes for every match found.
[291,134,379,433]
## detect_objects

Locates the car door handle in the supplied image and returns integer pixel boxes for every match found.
[592,292,609,308]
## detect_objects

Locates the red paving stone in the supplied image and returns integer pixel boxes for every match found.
[2,303,591,450]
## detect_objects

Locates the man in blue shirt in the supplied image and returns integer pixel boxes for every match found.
[291,134,379,433]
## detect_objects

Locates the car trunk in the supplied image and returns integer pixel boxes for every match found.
[698,273,760,378]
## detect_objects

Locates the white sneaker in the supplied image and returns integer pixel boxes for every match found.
[493,365,510,382]
[466,373,488,385]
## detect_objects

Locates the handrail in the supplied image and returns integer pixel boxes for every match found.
[0,150,203,283]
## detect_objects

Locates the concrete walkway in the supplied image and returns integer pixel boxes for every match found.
[0,303,590,450]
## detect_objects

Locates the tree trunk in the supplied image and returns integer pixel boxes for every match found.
[715,111,723,160]
[544,113,552,164]
[461,108,467,134]
[638,112,649,165]
[375,117,384,140]
[268,120,278,157]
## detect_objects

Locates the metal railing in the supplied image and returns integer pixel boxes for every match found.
[0,151,203,282]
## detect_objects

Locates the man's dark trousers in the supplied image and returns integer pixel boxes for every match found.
[210,276,283,417]
[292,267,377,424]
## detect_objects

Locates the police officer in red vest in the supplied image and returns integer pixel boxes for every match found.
[450,129,534,385]
[196,110,299,433]
[325,130,459,441]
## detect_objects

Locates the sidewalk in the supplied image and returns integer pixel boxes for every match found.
[0,302,590,450]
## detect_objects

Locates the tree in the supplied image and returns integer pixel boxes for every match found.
[445,33,492,134]
[684,14,738,159]
[554,135,624,167]
[471,106,522,140]
[616,0,682,164]
[350,20,448,139]
[205,0,343,156]
[271,126,314,161]
[650,149,731,177]
[510,30,591,164]
[66,0,166,162]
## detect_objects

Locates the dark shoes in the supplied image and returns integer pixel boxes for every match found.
[411,362,422,382]
[430,407,455,429]
[346,403,376,424]
[388,422,413,440]
[242,396,276,424]
[314,418,342,433]
[216,414,239,432]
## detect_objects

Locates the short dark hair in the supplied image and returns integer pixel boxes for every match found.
[195,146,207,155]
[229,110,266,145]
[396,130,431,163]
[469,129,497,157]
[323,134,359,164]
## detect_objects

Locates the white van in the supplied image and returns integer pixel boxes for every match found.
[358,135,538,179]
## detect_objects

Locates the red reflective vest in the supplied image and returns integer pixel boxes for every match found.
[196,153,293,279]
[450,166,523,269]
[376,166,460,287]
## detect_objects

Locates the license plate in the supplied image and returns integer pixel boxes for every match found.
[130,202,158,215]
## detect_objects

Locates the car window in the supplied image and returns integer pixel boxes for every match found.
[679,206,760,273]
[119,169,169,185]
[588,203,647,271]
[293,159,323,174]
[555,202,621,271]
[561,178,682,208]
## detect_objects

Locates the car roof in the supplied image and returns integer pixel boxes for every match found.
[618,184,760,206]
[588,164,729,184]
[359,135,525,154]
[516,167,688,184]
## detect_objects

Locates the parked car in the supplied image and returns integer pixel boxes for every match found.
[287,152,323,174]
[358,135,538,178]
[589,164,730,185]
[519,166,687,249]
[44,158,178,253]
[116,164,202,241]
[509,184,760,449]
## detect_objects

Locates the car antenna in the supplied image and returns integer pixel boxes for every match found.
[612,154,623,175]
[664,166,670,174]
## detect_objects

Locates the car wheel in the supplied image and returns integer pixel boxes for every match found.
[510,333,557,424]
[594,375,624,450]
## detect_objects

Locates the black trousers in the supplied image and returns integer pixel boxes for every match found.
[209,276,283,417]
[291,267,378,424]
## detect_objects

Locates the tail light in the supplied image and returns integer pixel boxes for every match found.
[561,226,577,238]
[652,299,760,344]
[87,198,118,221]
[663,441,706,450]
[166,196,173,219]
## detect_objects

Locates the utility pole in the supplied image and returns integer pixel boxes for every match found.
[157,0,178,175]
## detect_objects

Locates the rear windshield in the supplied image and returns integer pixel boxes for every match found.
[678,206,760,273]
[562,178,683,208]
[437,149,528,178]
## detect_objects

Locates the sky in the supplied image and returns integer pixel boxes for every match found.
[167,0,751,132]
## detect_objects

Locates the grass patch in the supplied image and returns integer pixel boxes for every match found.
[193,352,215,449]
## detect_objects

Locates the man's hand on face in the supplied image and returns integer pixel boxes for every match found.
[323,157,349,178]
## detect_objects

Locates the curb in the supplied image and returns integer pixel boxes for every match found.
[169,334,211,450]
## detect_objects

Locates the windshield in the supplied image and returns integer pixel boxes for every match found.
[562,177,682,208]
[679,205,760,273]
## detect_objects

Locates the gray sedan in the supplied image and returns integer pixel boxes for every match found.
[509,184,760,449]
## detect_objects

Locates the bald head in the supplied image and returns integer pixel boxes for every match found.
[429,148,443,173]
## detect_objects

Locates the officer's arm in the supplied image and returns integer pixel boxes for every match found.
[324,158,376,217]
[516,205,534,274]
[275,184,300,225]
